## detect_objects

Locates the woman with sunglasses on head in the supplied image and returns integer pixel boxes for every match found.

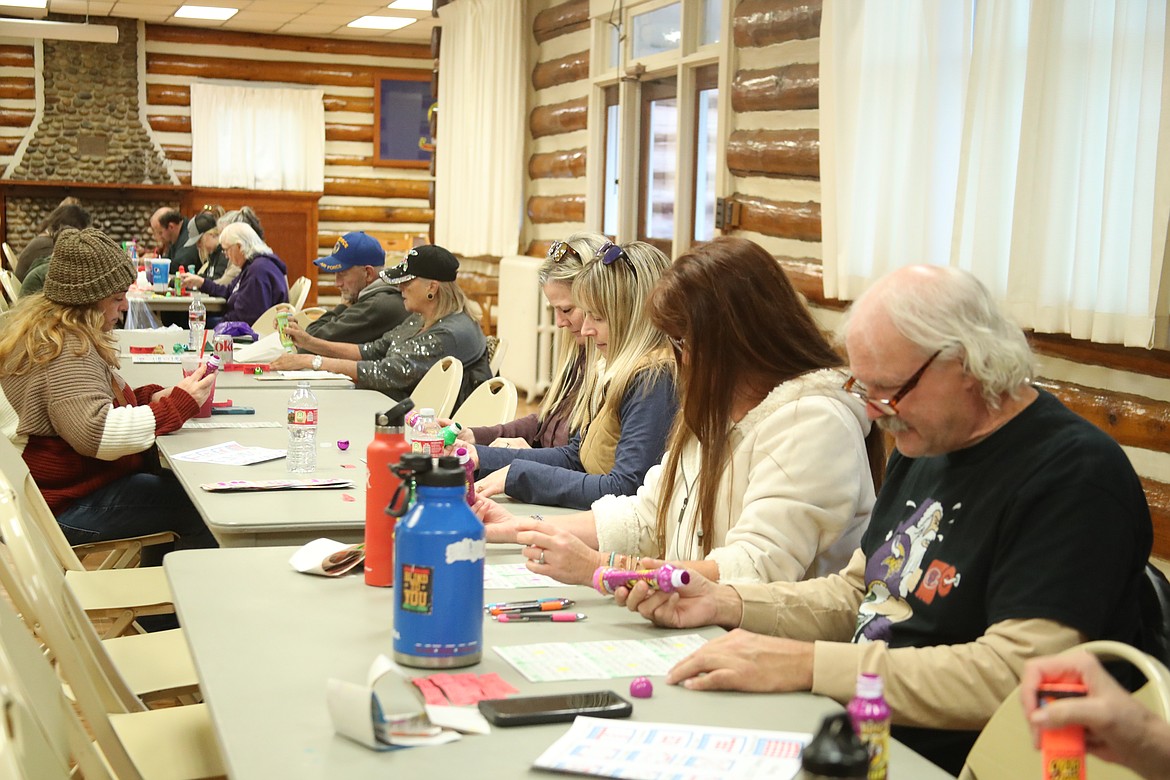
[457,232,607,450]
[477,236,879,586]
[469,240,678,510]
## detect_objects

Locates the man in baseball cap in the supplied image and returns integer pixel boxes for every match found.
[299,232,408,346]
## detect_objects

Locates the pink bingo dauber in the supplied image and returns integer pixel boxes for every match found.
[592,564,690,596]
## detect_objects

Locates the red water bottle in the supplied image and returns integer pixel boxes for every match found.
[365,398,414,587]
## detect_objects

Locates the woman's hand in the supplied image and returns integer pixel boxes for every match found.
[490,436,530,450]
[515,520,605,586]
[178,272,204,290]
[474,464,508,498]
[472,496,520,543]
[615,569,742,630]
[171,363,215,406]
[270,353,313,370]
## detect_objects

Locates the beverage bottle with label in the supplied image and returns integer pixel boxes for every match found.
[454,446,475,505]
[800,713,869,779]
[410,407,443,459]
[286,381,318,473]
[393,456,484,668]
[188,292,206,352]
[847,673,891,780]
[365,399,415,588]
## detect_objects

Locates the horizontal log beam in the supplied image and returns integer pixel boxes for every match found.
[0,139,19,157]
[0,109,33,127]
[528,147,586,179]
[732,64,819,113]
[160,145,191,161]
[148,114,374,143]
[146,53,426,89]
[148,115,189,134]
[532,50,589,91]
[526,240,553,258]
[146,83,189,106]
[0,46,33,68]
[735,194,821,242]
[727,129,819,180]
[145,24,430,59]
[0,77,34,100]
[1032,379,1170,455]
[530,96,588,138]
[1140,479,1170,560]
[324,95,374,114]
[734,0,822,48]
[527,195,586,224]
[533,0,590,43]
[323,177,430,199]
[317,205,434,224]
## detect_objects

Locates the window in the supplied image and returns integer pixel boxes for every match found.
[586,0,724,255]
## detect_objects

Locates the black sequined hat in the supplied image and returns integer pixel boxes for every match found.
[380,245,459,285]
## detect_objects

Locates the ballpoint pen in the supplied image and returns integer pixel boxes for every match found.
[496,612,588,623]
[488,599,575,615]
[485,597,572,611]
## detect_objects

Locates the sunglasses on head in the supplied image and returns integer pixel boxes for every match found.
[594,241,636,275]
[547,241,581,264]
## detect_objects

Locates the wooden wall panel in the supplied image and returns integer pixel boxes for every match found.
[146,24,430,59]
[532,50,589,90]
[529,148,587,179]
[146,54,422,88]
[732,64,820,113]
[727,129,819,180]
[528,195,586,223]
[0,46,33,68]
[0,77,34,100]
[533,0,590,43]
[734,0,822,48]
[530,97,589,138]
[736,195,821,242]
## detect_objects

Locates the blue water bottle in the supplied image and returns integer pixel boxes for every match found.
[393,455,485,668]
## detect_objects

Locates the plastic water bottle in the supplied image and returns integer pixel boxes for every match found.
[286,381,318,473]
[365,399,415,588]
[188,292,206,352]
[410,407,443,459]
[847,673,891,780]
[800,713,868,779]
[393,456,484,668]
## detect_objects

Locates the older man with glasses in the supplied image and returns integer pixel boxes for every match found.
[614,264,1153,776]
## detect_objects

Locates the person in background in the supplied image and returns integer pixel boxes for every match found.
[478,237,876,586]
[611,264,1151,775]
[181,211,230,283]
[208,206,264,290]
[286,231,409,345]
[469,241,678,511]
[148,207,197,273]
[178,222,289,327]
[455,232,606,450]
[14,203,91,282]
[273,245,491,407]
[1020,650,1170,780]
[0,228,217,562]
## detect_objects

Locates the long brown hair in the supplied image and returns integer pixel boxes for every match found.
[0,294,117,375]
[647,237,850,556]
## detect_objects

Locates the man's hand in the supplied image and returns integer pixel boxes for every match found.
[665,631,816,693]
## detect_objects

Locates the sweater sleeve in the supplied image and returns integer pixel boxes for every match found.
[497,371,677,510]
[591,461,664,556]
[132,385,164,405]
[469,413,541,446]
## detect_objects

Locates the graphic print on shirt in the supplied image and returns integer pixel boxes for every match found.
[853,499,960,643]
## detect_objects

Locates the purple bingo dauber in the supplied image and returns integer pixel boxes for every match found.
[592,564,691,596]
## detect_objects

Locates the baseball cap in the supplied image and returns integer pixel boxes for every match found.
[183,212,218,248]
[314,232,386,272]
[380,245,459,285]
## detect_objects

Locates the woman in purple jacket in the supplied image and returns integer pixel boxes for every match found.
[179,222,288,326]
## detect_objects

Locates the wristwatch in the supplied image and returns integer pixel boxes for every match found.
[311,355,323,370]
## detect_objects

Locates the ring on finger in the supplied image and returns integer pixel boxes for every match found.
[537,549,546,565]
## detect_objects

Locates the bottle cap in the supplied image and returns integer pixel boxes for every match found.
[801,713,869,776]
[443,427,459,447]
[395,452,432,474]
[418,407,435,417]
[855,673,883,699]
[416,459,466,488]
[377,398,415,429]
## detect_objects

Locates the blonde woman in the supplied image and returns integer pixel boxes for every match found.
[470,241,678,510]
[182,211,230,283]
[275,245,492,407]
[460,231,607,449]
[0,228,217,561]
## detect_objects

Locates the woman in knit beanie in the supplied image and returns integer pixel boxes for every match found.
[0,227,218,562]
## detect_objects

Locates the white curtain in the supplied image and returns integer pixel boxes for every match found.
[821,0,1170,348]
[190,82,325,191]
[435,0,525,256]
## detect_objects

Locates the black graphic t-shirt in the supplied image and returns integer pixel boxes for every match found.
[857,389,1151,772]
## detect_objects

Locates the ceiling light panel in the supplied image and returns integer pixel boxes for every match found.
[347,15,413,30]
[175,4,238,20]
[387,0,432,11]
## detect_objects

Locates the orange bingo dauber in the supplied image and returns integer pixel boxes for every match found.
[592,564,690,596]
[1037,680,1087,780]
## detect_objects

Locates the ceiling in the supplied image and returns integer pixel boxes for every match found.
[0,0,439,42]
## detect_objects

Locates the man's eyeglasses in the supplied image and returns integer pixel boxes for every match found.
[595,241,636,275]
[843,349,943,416]
[547,241,580,264]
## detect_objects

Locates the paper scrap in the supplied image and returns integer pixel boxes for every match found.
[182,420,282,429]
[484,563,561,589]
[201,478,353,492]
[493,634,708,683]
[169,441,285,465]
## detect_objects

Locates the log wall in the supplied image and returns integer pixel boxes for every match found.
[0,41,36,175]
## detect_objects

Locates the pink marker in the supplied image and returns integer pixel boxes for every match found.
[496,612,586,623]
[592,564,690,596]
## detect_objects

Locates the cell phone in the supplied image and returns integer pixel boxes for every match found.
[477,690,633,727]
[211,406,255,415]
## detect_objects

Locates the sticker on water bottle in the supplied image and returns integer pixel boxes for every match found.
[288,409,318,426]
[400,564,433,614]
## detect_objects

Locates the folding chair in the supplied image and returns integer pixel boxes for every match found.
[0,487,224,779]
[488,336,509,377]
[0,242,16,271]
[288,276,311,311]
[411,356,463,419]
[452,376,518,429]
[0,269,18,307]
[0,437,176,638]
[251,301,295,337]
[959,640,1170,779]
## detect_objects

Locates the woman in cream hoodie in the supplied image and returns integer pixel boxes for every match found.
[477,237,879,585]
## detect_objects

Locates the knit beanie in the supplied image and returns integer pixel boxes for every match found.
[44,228,136,306]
